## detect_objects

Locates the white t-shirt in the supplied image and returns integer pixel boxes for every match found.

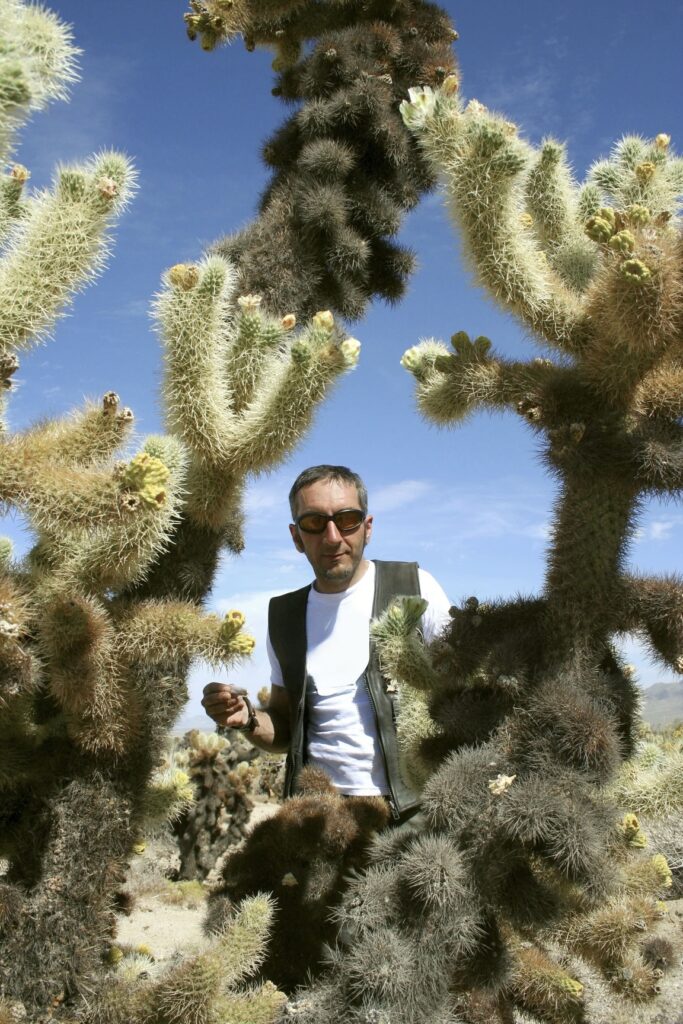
[267,561,451,795]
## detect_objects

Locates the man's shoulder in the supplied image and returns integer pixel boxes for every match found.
[269,582,312,610]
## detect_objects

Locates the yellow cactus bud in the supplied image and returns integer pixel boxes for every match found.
[441,73,460,95]
[635,161,656,183]
[621,258,652,284]
[107,946,124,965]
[136,944,153,957]
[237,293,262,313]
[609,230,635,254]
[339,337,361,366]
[626,204,651,226]
[313,310,334,331]
[655,133,671,149]
[519,212,534,228]
[585,214,614,243]
[281,313,296,330]
[559,976,584,997]
[10,163,30,182]
[231,633,256,656]
[651,854,672,888]
[120,453,170,507]
[168,263,199,291]
[133,842,146,855]
[621,812,640,838]
[219,609,246,643]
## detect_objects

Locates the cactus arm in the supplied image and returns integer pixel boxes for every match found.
[151,894,275,1022]
[634,426,683,493]
[191,1,457,321]
[588,134,683,218]
[18,393,134,468]
[156,255,236,465]
[371,596,441,693]
[621,573,683,675]
[525,139,599,293]
[227,301,295,414]
[407,94,588,355]
[0,0,78,166]
[581,228,683,401]
[54,453,187,592]
[36,590,130,754]
[371,596,445,792]
[634,360,683,419]
[223,314,359,477]
[113,601,256,667]
[401,333,554,425]
[0,152,136,359]
[0,163,30,244]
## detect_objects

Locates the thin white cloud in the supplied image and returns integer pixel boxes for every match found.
[372,479,434,513]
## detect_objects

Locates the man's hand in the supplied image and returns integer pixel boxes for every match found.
[201,682,250,729]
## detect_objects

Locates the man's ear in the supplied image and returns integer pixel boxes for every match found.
[289,522,305,553]
[364,514,373,545]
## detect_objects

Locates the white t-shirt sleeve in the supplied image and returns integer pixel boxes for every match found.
[266,628,285,688]
[417,567,452,643]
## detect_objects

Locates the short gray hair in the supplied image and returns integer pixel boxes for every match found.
[288,465,368,518]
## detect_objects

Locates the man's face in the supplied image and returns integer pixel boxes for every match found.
[289,478,373,592]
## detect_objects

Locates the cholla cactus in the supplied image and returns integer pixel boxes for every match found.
[183,0,458,320]
[279,83,683,1024]
[173,728,259,881]
[83,893,286,1024]
[0,0,357,1015]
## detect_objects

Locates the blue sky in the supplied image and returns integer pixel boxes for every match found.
[3,0,682,729]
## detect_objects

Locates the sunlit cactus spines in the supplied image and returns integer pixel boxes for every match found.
[184,0,458,321]
[156,257,360,539]
[0,0,360,1014]
[277,81,683,1024]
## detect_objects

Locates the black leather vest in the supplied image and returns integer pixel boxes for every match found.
[267,559,422,819]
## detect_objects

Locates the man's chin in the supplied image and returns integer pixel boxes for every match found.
[320,563,354,582]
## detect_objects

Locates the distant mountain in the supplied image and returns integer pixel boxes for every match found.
[641,681,683,729]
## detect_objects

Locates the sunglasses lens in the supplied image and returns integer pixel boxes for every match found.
[334,510,364,532]
[296,510,365,533]
[297,513,328,533]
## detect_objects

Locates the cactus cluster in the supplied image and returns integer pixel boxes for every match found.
[0,0,359,1014]
[183,0,458,320]
[82,893,286,1024]
[173,729,260,882]
[209,767,391,992]
[271,76,683,1024]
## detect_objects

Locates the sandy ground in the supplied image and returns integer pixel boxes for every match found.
[116,797,280,959]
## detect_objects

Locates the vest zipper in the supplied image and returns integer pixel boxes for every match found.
[363,673,400,821]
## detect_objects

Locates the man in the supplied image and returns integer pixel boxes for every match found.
[202,465,450,820]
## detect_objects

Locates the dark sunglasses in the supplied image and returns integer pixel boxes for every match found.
[295,508,366,534]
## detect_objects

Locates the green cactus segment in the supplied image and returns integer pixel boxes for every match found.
[119,453,171,508]
[22,394,135,468]
[0,152,136,358]
[157,255,360,534]
[0,0,78,165]
[157,254,236,467]
[185,0,457,322]
[114,601,255,667]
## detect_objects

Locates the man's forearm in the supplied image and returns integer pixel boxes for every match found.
[243,706,290,754]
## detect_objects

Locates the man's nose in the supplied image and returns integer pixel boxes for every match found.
[323,519,343,542]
